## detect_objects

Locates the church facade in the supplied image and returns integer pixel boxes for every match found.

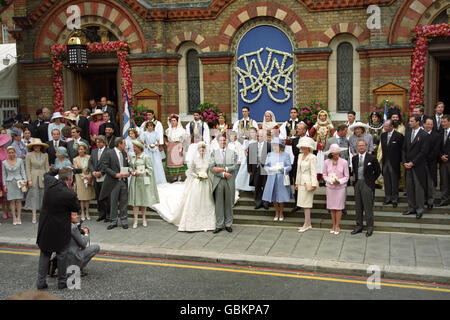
[2,0,450,125]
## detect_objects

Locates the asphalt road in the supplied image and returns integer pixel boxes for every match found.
[1,246,449,302]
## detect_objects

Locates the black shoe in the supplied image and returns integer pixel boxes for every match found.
[263,203,269,210]
[290,206,299,213]
[254,204,263,210]
[392,202,398,208]
[382,200,392,205]
[213,228,222,234]
[351,228,363,235]
[225,227,232,233]
[96,215,105,222]
[57,283,67,290]
[107,224,117,230]
[37,283,48,290]
[104,218,111,223]
[402,211,416,216]
[437,202,449,207]
[366,230,373,237]
[122,225,129,229]
[416,212,423,219]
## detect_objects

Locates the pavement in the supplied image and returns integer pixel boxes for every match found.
[1,213,450,284]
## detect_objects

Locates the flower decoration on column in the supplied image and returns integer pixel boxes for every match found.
[50,40,133,112]
[409,24,450,113]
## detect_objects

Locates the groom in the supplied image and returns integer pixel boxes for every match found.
[210,135,238,233]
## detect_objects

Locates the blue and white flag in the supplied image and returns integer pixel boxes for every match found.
[383,100,389,123]
[123,90,131,139]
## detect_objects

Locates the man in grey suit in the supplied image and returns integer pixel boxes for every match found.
[66,212,100,276]
[66,126,90,162]
[325,124,349,161]
[99,137,130,230]
[210,135,239,234]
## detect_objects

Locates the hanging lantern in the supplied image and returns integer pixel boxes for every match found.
[67,30,88,69]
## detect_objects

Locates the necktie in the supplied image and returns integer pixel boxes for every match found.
[445,130,449,143]
[98,148,102,161]
[54,141,58,148]
[338,137,342,145]
[387,133,391,144]
[360,155,363,164]
[222,149,225,161]
[438,116,441,129]
[411,130,416,143]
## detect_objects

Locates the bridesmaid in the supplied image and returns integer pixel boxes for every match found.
[129,140,159,228]
[125,128,139,158]
[323,144,350,235]
[295,137,318,232]
[73,142,95,221]
[165,114,186,182]
[142,121,167,184]
[25,138,49,223]
[2,146,26,225]
[262,137,292,221]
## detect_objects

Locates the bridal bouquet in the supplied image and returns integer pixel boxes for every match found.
[198,172,208,181]
[17,180,28,193]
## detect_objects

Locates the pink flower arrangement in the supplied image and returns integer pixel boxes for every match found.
[198,103,222,128]
[410,24,450,113]
[298,100,326,128]
[50,40,133,112]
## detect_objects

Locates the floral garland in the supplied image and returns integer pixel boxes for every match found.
[50,40,132,112]
[410,24,450,112]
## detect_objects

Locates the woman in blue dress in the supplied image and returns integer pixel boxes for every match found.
[142,121,167,185]
[54,146,73,169]
[262,137,292,221]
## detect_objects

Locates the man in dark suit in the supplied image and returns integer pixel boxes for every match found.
[70,105,90,142]
[423,117,441,209]
[290,122,308,213]
[402,115,429,219]
[99,137,130,230]
[47,128,67,165]
[31,109,45,138]
[36,167,81,290]
[99,97,117,125]
[351,139,381,237]
[66,126,90,162]
[432,101,445,134]
[88,135,110,222]
[325,124,349,161]
[98,111,119,137]
[247,129,271,210]
[380,119,404,208]
[36,113,51,143]
[438,115,450,207]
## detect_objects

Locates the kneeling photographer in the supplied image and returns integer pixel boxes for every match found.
[66,211,100,277]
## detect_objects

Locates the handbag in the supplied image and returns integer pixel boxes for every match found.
[305,181,313,191]
[283,173,290,186]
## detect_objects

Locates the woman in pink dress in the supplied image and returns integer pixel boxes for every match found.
[0,133,12,220]
[323,144,349,235]
[89,110,104,149]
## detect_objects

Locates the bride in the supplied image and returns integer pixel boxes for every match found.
[151,141,216,232]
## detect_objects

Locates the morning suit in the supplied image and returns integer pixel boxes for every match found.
[402,128,429,214]
[247,141,271,207]
[66,224,100,271]
[75,116,90,142]
[99,148,129,227]
[439,128,450,204]
[424,130,441,206]
[36,122,50,143]
[432,114,444,134]
[210,147,238,229]
[36,172,81,288]
[66,138,90,162]
[88,146,109,220]
[47,139,67,165]
[325,136,350,162]
[380,130,404,204]
[352,153,381,232]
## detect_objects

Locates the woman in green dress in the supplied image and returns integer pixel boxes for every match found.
[129,139,159,229]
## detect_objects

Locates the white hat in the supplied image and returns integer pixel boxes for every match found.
[324,143,348,155]
[51,112,64,121]
[296,137,316,151]
[349,121,370,131]
[91,109,104,117]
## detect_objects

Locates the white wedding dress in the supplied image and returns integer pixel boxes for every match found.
[151,143,216,232]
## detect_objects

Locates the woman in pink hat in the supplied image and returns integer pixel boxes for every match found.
[323,143,350,235]
[0,133,12,220]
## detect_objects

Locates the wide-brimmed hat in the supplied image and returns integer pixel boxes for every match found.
[106,100,115,107]
[132,139,145,150]
[91,109,104,117]
[324,143,348,155]
[349,121,370,131]
[0,134,11,147]
[297,137,316,151]
[51,112,64,121]
[76,141,89,150]
[27,138,49,150]
[270,137,285,148]
[56,146,68,158]
[64,113,78,122]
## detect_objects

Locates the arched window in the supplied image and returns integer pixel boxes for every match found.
[186,49,200,114]
[336,42,353,112]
